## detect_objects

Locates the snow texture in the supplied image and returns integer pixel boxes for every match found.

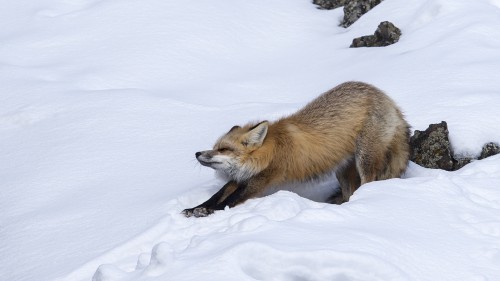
[1,0,500,280]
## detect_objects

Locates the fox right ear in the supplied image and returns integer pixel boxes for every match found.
[228,125,241,133]
[244,121,269,147]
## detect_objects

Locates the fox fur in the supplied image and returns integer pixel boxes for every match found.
[183,81,410,217]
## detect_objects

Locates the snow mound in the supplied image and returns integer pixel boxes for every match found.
[87,157,500,281]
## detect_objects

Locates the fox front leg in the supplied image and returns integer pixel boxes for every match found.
[182,180,239,218]
[212,175,270,210]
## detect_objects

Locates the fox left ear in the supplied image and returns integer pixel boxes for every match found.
[245,121,269,146]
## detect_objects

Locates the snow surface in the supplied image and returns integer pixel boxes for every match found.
[1,0,500,280]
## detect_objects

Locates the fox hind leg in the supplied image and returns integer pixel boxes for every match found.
[380,129,410,180]
[355,124,410,185]
[328,158,361,204]
[354,124,392,185]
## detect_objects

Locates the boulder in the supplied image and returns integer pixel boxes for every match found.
[350,21,401,47]
[341,0,383,28]
[479,142,500,160]
[410,121,455,171]
[312,0,349,10]
[409,122,499,171]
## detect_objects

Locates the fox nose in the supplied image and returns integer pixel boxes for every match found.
[195,152,202,158]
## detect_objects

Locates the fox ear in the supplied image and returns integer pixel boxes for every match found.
[228,125,241,133]
[245,121,269,146]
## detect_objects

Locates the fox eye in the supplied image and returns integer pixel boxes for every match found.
[218,147,232,153]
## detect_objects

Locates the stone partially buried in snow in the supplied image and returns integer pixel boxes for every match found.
[410,121,455,171]
[479,142,500,159]
[312,0,349,10]
[410,123,500,171]
[350,21,401,47]
[341,0,383,28]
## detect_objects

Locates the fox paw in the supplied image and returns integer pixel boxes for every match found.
[182,207,214,218]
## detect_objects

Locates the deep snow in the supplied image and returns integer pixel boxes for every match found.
[1,0,500,280]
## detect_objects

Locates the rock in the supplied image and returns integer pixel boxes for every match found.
[409,122,499,171]
[374,21,402,44]
[479,142,500,159]
[350,21,401,47]
[341,0,383,28]
[410,121,455,171]
[350,35,378,47]
[453,157,473,170]
[312,0,349,10]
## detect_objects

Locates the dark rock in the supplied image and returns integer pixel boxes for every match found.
[410,121,455,171]
[479,142,500,159]
[341,0,383,28]
[351,35,378,47]
[453,157,473,170]
[375,21,401,43]
[313,0,384,28]
[410,122,499,171]
[313,0,349,10]
[350,21,401,47]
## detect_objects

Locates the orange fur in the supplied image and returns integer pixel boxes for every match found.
[184,81,410,217]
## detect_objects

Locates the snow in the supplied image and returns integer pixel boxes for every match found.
[1,0,500,280]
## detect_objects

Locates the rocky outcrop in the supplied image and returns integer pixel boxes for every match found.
[312,0,401,47]
[350,21,401,47]
[312,0,349,10]
[410,121,455,170]
[410,121,499,171]
[312,0,384,27]
[479,142,500,160]
[341,0,383,27]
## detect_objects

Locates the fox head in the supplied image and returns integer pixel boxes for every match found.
[195,121,270,183]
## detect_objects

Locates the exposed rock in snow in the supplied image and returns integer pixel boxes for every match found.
[410,122,499,170]
[312,0,349,10]
[410,121,455,171]
[350,21,401,47]
[341,0,383,27]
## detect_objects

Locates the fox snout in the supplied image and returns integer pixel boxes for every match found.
[195,150,219,168]
[195,151,208,166]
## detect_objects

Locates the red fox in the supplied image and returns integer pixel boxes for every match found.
[183,81,410,217]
